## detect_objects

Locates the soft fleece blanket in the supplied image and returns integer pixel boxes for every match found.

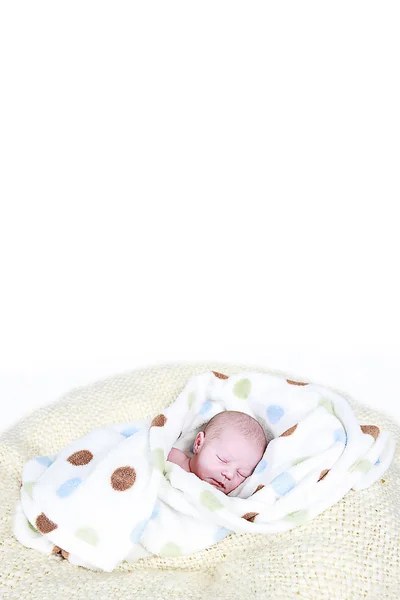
[13,370,395,572]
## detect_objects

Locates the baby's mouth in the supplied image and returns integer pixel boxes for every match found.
[211,478,224,489]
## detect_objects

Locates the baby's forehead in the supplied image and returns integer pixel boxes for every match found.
[212,430,258,452]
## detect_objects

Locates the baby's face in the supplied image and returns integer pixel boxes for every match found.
[190,428,264,495]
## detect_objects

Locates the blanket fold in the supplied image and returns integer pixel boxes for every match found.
[13,370,395,571]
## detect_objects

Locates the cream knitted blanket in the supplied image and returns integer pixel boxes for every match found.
[1,363,400,599]
[12,370,395,572]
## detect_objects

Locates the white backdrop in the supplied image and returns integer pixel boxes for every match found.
[1,2,399,435]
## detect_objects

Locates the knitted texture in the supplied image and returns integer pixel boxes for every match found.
[1,362,399,600]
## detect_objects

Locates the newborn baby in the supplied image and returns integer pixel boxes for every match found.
[167,410,267,494]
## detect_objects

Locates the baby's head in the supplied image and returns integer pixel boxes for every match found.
[189,411,267,495]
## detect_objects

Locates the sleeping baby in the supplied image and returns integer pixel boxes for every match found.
[14,371,393,574]
[167,411,267,495]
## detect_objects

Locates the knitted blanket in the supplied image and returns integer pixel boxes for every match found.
[1,363,400,599]
[12,370,395,572]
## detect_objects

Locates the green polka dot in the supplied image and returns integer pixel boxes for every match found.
[286,510,309,525]
[318,398,334,415]
[160,542,182,557]
[188,391,196,409]
[23,482,34,500]
[233,378,251,399]
[152,448,166,473]
[200,490,224,511]
[75,527,99,546]
[292,456,309,466]
[350,459,373,473]
[27,520,39,534]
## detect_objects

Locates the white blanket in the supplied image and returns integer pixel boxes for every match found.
[13,370,395,572]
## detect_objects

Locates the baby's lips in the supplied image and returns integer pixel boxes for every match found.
[212,478,225,488]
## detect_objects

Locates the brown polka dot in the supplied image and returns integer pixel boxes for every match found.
[212,371,229,379]
[253,484,265,495]
[318,469,330,482]
[151,414,167,427]
[67,450,93,466]
[286,379,309,386]
[280,424,298,437]
[111,466,136,491]
[52,546,69,560]
[36,513,58,534]
[361,425,380,440]
[242,512,259,522]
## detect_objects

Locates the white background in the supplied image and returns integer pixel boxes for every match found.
[1,2,399,435]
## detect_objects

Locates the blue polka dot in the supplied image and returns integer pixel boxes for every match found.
[215,527,231,542]
[199,400,213,415]
[150,502,160,520]
[35,456,54,467]
[267,405,285,424]
[334,428,347,444]
[120,426,139,437]
[254,459,267,474]
[130,520,148,545]
[56,478,83,498]
[375,458,381,466]
[271,472,296,496]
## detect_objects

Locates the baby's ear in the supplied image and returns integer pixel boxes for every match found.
[194,431,205,453]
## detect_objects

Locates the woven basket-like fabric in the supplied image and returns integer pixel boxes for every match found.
[1,362,399,600]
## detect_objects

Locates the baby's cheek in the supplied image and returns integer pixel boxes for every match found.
[236,475,247,488]
[198,459,210,479]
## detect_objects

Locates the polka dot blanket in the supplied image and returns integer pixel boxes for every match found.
[12,369,395,573]
[1,363,400,599]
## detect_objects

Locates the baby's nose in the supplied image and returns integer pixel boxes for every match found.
[222,467,234,480]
